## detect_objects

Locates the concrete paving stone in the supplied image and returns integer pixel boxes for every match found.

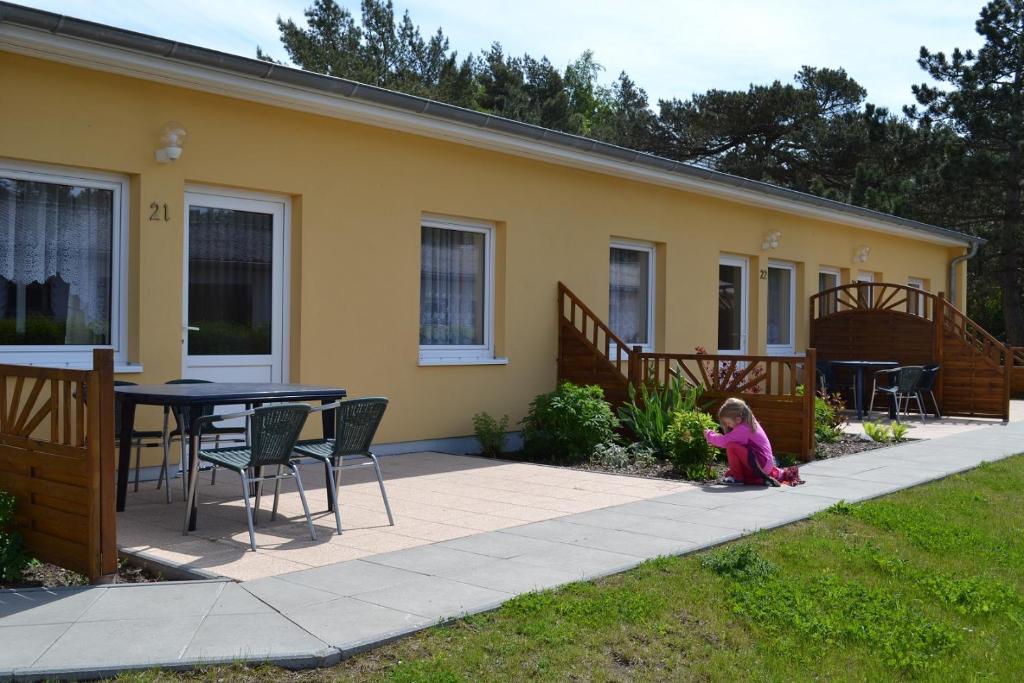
[363,544,498,576]
[443,558,592,594]
[667,506,787,532]
[509,541,643,578]
[239,577,339,614]
[562,508,744,546]
[77,581,227,621]
[32,615,205,669]
[500,519,692,558]
[0,622,69,668]
[436,531,569,559]
[276,559,427,597]
[207,582,276,615]
[351,575,510,621]
[0,587,105,626]
[610,499,710,521]
[182,612,330,660]
[283,595,432,651]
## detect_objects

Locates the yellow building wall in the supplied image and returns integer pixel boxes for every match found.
[0,53,963,458]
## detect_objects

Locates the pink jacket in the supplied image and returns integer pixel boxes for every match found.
[704,422,776,473]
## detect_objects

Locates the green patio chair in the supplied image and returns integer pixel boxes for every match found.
[112,381,166,494]
[184,403,315,551]
[874,366,927,424]
[284,397,394,535]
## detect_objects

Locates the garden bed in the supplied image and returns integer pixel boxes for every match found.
[814,433,896,459]
[1,560,163,590]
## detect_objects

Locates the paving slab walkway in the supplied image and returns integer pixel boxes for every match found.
[3,421,1022,681]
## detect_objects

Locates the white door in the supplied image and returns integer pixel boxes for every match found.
[766,261,796,355]
[857,270,875,307]
[182,189,288,383]
[718,256,748,354]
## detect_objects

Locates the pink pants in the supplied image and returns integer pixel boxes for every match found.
[725,443,772,484]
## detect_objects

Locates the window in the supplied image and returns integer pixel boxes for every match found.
[609,241,655,350]
[907,277,926,317]
[718,256,748,353]
[419,216,497,364]
[818,268,840,315]
[766,261,796,354]
[857,270,875,307]
[0,161,127,367]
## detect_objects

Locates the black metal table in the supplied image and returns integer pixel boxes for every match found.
[113,383,346,530]
[827,360,899,419]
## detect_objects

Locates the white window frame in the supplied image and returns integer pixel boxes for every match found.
[0,159,130,370]
[766,260,797,356]
[609,239,656,353]
[418,215,501,365]
[907,277,926,317]
[818,267,841,291]
[857,270,875,306]
[718,255,749,355]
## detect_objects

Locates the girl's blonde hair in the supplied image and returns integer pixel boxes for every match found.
[718,397,756,429]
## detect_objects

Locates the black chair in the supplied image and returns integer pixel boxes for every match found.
[874,366,927,424]
[113,381,166,494]
[286,398,395,535]
[185,404,315,551]
[156,378,249,503]
[918,364,941,418]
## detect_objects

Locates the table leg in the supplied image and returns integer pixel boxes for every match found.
[187,415,201,532]
[855,367,865,420]
[116,400,137,512]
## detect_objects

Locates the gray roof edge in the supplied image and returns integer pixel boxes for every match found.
[0,2,983,247]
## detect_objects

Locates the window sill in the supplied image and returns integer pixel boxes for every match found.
[418,357,509,367]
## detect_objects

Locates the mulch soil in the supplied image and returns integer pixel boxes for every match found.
[1,560,164,591]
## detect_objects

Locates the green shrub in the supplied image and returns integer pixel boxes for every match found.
[590,441,657,470]
[617,371,702,457]
[521,383,619,464]
[815,392,847,443]
[891,422,910,442]
[472,412,509,457]
[863,421,892,443]
[665,409,718,478]
[0,489,30,584]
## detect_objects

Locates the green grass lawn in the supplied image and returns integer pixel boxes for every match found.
[123,455,1024,682]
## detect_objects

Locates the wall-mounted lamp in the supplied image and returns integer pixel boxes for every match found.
[854,244,871,263]
[155,122,187,163]
[761,230,781,251]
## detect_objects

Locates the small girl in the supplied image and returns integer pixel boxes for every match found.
[704,398,803,486]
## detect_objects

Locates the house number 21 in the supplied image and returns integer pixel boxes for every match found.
[149,202,170,221]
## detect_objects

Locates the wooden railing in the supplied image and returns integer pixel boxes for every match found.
[557,282,816,459]
[0,349,116,582]
[810,282,1010,420]
[558,281,635,369]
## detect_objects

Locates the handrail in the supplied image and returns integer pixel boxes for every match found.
[558,281,635,369]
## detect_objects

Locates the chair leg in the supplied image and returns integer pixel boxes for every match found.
[183,455,201,536]
[211,435,220,486]
[288,463,317,541]
[868,379,877,414]
[159,409,171,504]
[369,454,395,526]
[914,395,926,424]
[253,469,264,526]
[271,464,283,522]
[239,469,258,552]
[176,409,189,502]
[929,391,942,419]
[323,460,343,534]
[133,440,142,492]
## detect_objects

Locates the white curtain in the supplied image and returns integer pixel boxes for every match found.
[0,178,113,345]
[609,247,649,345]
[420,226,484,345]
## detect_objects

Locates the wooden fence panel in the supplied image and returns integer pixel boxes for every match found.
[0,349,116,582]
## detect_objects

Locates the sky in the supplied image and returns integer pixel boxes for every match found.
[14,1,986,113]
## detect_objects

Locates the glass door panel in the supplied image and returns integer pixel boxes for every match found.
[718,258,747,354]
[767,262,795,355]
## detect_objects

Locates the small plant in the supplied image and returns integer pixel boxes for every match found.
[863,421,893,443]
[472,412,509,457]
[617,371,702,457]
[798,385,848,443]
[891,422,910,442]
[0,489,30,584]
[590,442,657,470]
[521,382,619,464]
[701,543,776,580]
[665,409,718,478]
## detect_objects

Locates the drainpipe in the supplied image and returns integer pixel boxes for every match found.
[949,241,980,307]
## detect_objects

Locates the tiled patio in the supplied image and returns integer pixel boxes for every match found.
[119,453,695,581]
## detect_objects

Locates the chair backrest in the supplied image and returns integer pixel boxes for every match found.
[896,366,925,393]
[166,378,214,431]
[249,404,312,467]
[332,398,388,457]
[918,365,940,392]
